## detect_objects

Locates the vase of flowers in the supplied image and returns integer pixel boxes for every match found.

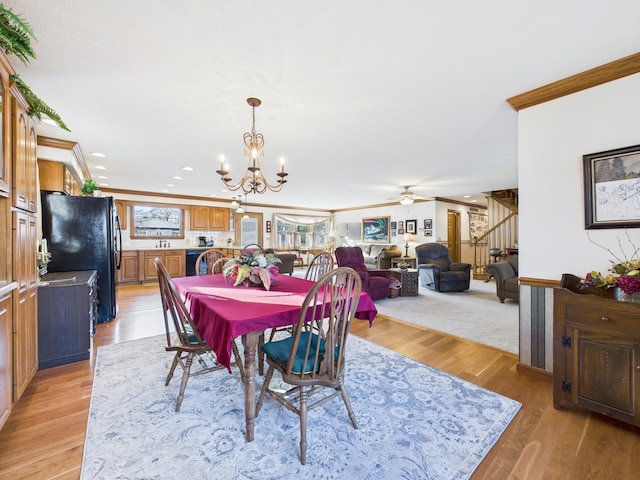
[222,249,280,290]
[580,233,640,302]
[37,239,51,280]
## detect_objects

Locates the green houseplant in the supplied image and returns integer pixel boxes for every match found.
[81,179,99,196]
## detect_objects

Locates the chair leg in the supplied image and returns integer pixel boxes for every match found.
[258,332,265,376]
[255,365,275,416]
[299,386,308,465]
[175,353,194,412]
[165,352,180,386]
[231,340,245,383]
[339,383,359,429]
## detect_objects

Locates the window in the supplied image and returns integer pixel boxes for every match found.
[274,214,331,250]
[130,203,185,239]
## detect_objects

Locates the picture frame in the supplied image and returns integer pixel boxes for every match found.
[424,218,432,229]
[362,216,390,242]
[583,144,640,229]
[406,219,417,234]
[424,229,433,237]
[391,221,397,229]
[397,220,404,235]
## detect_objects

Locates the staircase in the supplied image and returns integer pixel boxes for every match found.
[472,189,518,280]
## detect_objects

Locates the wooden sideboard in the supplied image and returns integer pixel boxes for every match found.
[553,287,640,427]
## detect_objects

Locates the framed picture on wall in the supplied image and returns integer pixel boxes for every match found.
[397,220,404,235]
[583,144,640,229]
[362,216,390,242]
[391,221,397,229]
[424,218,432,229]
[424,229,433,237]
[406,219,417,234]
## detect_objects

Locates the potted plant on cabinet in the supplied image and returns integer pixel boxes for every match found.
[81,179,99,196]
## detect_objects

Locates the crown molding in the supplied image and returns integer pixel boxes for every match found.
[507,52,640,111]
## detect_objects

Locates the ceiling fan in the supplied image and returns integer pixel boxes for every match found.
[388,186,427,205]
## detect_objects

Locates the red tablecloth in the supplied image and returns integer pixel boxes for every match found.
[172,274,377,370]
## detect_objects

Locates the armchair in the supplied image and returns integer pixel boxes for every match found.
[485,255,519,303]
[334,246,391,300]
[415,243,471,292]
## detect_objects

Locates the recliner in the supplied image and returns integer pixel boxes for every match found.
[334,246,391,300]
[415,243,471,292]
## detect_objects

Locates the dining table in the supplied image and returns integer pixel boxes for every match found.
[172,272,377,441]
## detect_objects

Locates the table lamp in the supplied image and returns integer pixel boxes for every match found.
[402,233,415,257]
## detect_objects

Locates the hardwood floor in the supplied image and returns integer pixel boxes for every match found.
[0,283,638,479]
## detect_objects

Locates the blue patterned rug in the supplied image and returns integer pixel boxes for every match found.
[82,335,520,479]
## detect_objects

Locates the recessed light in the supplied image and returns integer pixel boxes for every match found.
[463,195,471,198]
[95,165,107,170]
[99,183,109,187]
[161,189,169,193]
[471,199,477,202]
[173,176,183,180]
[210,194,217,197]
[41,117,58,126]
[91,152,107,158]
[97,175,108,179]
[182,166,194,172]
[166,183,175,187]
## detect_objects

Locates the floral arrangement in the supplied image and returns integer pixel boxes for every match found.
[37,239,51,277]
[580,233,640,297]
[222,249,280,290]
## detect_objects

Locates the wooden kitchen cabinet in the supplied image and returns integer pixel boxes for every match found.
[37,271,97,369]
[0,288,13,430]
[37,159,79,195]
[190,206,229,231]
[11,95,37,213]
[115,200,128,230]
[141,249,185,282]
[116,250,139,284]
[12,210,37,401]
[554,287,640,427]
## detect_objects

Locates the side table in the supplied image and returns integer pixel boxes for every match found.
[390,257,416,269]
[389,268,419,296]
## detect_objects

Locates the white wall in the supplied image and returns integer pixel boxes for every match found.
[333,200,486,262]
[519,73,640,280]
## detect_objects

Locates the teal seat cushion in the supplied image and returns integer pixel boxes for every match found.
[262,331,326,374]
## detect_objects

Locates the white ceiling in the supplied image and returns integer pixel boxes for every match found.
[5,1,640,210]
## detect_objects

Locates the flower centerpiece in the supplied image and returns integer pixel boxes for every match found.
[222,249,280,290]
[580,233,640,300]
[37,239,51,278]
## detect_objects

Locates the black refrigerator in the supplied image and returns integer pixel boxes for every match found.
[41,193,122,323]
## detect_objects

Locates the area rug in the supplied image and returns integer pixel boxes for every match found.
[82,335,521,480]
[374,279,519,354]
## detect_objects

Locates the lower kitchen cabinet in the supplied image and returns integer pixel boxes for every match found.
[117,250,139,284]
[0,287,13,430]
[37,270,97,369]
[141,250,185,281]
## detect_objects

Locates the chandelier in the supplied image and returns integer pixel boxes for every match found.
[216,97,288,194]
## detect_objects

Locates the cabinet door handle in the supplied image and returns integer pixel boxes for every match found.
[600,316,609,322]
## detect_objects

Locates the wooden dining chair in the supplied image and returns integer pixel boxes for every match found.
[195,248,227,275]
[256,267,362,464]
[305,251,335,281]
[154,258,245,411]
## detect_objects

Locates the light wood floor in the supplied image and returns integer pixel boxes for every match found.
[0,283,638,479]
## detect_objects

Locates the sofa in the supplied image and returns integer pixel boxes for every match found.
[485,255,519,303]
[264,248,296,275]
[353,242,401,269]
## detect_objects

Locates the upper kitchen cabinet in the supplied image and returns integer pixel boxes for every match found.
[37,159,80,195]
[10,92,37,213]
[190,206,230,231]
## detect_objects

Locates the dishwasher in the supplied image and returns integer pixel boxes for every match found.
[185,249,202,276]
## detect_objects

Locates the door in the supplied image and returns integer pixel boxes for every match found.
[447,210,461,263]
[235,212,263,247]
